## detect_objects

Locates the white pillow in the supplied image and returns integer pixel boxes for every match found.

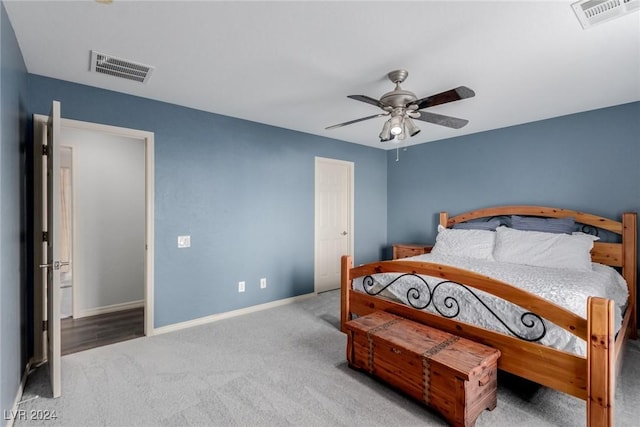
[572,231,600,241]
[493,226,594,271]
[431,225,495,260]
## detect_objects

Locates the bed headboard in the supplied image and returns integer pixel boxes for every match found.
[440,206,635,268]
[439,205,637,327]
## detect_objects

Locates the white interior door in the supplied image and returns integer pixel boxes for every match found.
[43,100,63,398]
[314,157,353,293]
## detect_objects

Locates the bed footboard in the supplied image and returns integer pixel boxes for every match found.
[340,255,625,427]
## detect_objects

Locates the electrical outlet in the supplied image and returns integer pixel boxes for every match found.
[260,278,267,289]
[177,235,190,248]
[238,281,245,293]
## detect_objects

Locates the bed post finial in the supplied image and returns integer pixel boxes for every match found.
[440,212,449,228]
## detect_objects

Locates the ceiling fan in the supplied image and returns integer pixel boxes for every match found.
[326,70,475,142]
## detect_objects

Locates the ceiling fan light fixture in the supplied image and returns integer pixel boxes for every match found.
[379,119,392,142]
[390,115,403,135]
[405,118,421,137]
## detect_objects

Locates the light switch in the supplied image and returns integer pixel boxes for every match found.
[177,235,191,248]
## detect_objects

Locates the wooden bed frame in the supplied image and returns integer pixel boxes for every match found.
[340,206,637,427]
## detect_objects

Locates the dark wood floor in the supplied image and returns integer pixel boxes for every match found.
[61,308,144,355]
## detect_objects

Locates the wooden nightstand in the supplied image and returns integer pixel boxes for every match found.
[392,243,433,260]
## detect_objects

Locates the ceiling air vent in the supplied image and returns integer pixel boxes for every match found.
[572,0,640,29]
[89,50,154,83]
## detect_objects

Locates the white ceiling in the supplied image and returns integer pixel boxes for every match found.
[5,0,640,149]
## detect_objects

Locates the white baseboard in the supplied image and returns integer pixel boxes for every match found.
[75,299,144,319]
[152,293,315,336]
[4,361,32,427]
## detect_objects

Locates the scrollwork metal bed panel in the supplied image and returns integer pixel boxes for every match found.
[352,253,628,356]
[358,268,550,343]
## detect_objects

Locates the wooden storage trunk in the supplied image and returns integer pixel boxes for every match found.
[345,311,500,427]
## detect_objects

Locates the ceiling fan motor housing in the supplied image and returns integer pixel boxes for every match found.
[380,88,417,108]
[381,69,417,108]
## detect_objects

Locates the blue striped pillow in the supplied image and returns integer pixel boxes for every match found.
[511,215,575,234]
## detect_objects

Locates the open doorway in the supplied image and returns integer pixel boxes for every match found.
[58,126,146,355]
[33,114,154,364]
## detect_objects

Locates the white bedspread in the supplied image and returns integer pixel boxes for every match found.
[352,253,629,356]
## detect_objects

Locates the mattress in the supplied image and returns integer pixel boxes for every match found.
[352,253,629,356]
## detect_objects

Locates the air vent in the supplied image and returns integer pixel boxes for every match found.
[89,50,154,83]
[572,0,640,29]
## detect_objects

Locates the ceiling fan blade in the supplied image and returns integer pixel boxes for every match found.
[347,95,385,109]
[325,113,389,130]
[414,111,469,129]
[411,86,475,110]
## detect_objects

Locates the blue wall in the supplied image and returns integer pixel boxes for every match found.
[26,75,388,327]
[0,0,28,419]
[387,101,640,243]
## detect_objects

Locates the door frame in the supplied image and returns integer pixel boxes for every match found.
[313,157,354,293]
[32,115,155,363]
